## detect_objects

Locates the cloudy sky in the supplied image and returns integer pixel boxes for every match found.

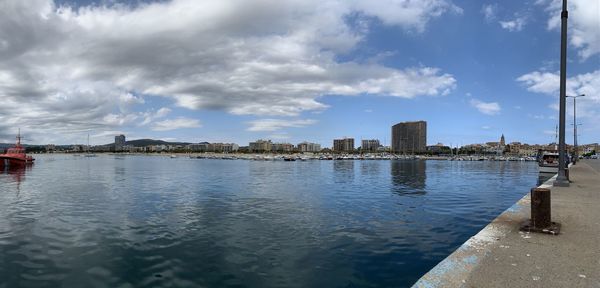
[0,0,598,147]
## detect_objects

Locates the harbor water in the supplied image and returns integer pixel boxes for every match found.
[0,155,541,287]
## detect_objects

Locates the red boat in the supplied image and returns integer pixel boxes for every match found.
[0,131,35,167]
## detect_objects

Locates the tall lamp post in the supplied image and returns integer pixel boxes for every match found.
[554,0,570,187]
[566,94,585,164]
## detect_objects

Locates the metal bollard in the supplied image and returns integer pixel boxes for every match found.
[531,188,551,228]
[520,188,561,235]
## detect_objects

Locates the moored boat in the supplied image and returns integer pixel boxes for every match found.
[0,131,35,167]
[537,150,559,174]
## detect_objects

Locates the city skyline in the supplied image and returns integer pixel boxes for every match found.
[0,0,598,146]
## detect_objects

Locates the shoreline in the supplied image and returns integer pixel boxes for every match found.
[413,160,600,287]
[38,152,538,162]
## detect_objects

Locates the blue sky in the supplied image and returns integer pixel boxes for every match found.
[0,0,598,147]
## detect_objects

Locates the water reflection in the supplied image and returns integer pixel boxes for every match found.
[333,160,355,183]
[359,160,381,176]
[0,155,541,288]
[0,165,30,195]
[1,165,28,184]
[390,160,426,195]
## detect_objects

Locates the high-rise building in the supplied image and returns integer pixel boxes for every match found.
[297,142,321,153]
[361,139,380,152]
[272,143,294,152]
[249,139,272,152]
[333,138,354,152]
[391,121,427,154]
[115,134,126,151]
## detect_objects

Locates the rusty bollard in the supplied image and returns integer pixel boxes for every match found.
[520,188,561,235]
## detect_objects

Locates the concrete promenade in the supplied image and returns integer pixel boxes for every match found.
[413,159,600,288]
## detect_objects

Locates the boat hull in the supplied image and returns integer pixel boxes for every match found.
[0,156,34,167]
[538,165,558,174]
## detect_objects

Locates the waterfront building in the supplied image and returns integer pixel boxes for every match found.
[71,145,84,152]
[186,142,239,153]
[91,145,112,152]
[187,142,210,152]
[378,146,391,152]
[150,144,168,152]
[272,143,294,152]
[333,138,354,152]
[297,142,321,153]
[506,141,522,156]
[221,143,239,153]
[45,144,56,153]
[249,139,272,152]
[115,134,126,151]
[426,143,450,154]
[391,121,427,154]
[361,139,380,152]
[497,134,506,155]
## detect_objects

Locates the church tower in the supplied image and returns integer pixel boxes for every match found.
[500,134,505,146]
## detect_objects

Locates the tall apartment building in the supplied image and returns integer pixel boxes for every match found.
[391,121,427,154]
[297,142,321,153]
[333,138,354,152]
[115,134,126,151]
[249,139,273,152]
[361,139,380,152]
[272,143,294,152]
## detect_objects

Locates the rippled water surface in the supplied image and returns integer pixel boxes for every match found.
[0,155,541,287]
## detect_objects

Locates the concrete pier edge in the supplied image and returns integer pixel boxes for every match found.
[411,174,558,288]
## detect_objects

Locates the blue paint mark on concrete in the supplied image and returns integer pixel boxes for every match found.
[415,279,436,288]
[505,203,524,213]
[429,258,459,277]
[462,255,478,265]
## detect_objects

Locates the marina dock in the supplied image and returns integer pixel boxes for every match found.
[413,160,600,287]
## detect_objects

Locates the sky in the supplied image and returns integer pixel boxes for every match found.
[0,0,598,147]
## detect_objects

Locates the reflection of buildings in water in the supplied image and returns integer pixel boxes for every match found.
[390,160,427,194]
[359,161,381,176]
[333,160,355,182]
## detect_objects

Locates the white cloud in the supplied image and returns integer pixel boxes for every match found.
[246,119,318,132]
[481,4,527,32]
[470,99,501,115]
[352,0,463,32]
[140,107,171,125]
[0,0,460,144]
[481,4,498,22]
[528,114,547,120]
[499,17,526,31]
[152,118,202,131]
[516,71,561,94]
[538,0,600,59]
[517,70,600,100]
[481,125,492,130]
[518,69,600,132]
[268,133,292,140]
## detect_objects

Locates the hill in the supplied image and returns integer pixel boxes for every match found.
[123,139,192,147]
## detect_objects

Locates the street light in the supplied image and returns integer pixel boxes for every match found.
[566,94,585,164]
[554,0,569,187]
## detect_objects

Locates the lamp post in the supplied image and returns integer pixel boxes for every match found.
[566,94,585,164]
[554,0,569,187]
